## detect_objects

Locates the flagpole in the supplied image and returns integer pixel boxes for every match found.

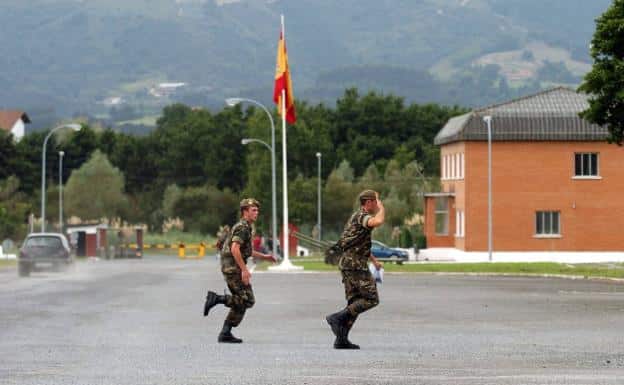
[270,14,301,271]
[281,88,290,261]
[281,13,290,266]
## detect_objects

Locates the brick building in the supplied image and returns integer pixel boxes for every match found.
[421,87,624,262]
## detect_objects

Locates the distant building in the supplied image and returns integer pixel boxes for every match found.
[421,87,624,262]
[150,82,187,98]
[100,96,124,106]
[0,110,31,141]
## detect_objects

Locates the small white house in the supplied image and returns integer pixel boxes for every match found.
[0,110,31,142]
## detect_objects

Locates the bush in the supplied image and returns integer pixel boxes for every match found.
[399,227,413,248]
[415,234,427,251]
[169,184,238,235]
[0,177,30,241]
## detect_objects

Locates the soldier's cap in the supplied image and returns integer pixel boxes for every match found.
[240,198,260,209]
[358,189,377,201]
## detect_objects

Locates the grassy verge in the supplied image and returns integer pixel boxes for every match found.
[263,260,624,279]
[0,260,17,269]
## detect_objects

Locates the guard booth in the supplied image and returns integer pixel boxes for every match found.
[66,224,108,257]
[114,227,144,258]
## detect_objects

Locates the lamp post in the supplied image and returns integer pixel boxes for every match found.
[242,138,271,151]
[41,123,81,233]
[316,152,322,241]
[483,115,493,262]
[59,151,65,233]
[226,98,277,261]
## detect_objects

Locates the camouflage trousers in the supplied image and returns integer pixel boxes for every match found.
[341,270,379,317]
[223,272,255,326]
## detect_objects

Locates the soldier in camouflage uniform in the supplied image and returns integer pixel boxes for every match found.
[203,198,277,343]
[326,190,385,349]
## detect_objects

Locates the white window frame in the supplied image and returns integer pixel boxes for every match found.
[455,209,465,238]
[443,152,466,181]
[450,154,455,180]
[461,210,465,237]
[572,152,601,180]
[435,197,449,236]
[534,211,561,238]
[459,152,464,179]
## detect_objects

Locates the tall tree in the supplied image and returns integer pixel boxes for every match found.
[0,176,31,240]
[13,131,46,194]
[322,161,358,235]
[64,150,128,222]
[153,104,246,190]
[579,0,624,144]
[169,185,238,234]
[0,131,17,180]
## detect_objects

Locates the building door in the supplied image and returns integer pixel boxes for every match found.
[77,232,86,257]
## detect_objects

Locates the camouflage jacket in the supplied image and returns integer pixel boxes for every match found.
[338,209,373,271]
[220,219,254,274]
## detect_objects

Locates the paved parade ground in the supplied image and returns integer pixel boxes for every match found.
[1,256,624,384]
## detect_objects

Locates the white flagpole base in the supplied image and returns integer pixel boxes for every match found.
[268,259,303,271]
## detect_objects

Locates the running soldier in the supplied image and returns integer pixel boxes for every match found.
[326,190,385,349]
[203,198,276,343]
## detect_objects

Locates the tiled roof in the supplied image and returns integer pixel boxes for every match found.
[0,110,30,131]
[434,87,608,145]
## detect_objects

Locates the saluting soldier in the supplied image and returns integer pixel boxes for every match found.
[203,198,276,343]
[326,190,385,349]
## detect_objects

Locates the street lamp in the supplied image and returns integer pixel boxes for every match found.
[41,123,81,232]
[316,152,322,241]
[483,115,493,262]
[241,138,271,152]
[227,98,278,262]
[59,151,65,234]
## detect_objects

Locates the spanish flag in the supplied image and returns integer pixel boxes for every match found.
[273,30,296,124]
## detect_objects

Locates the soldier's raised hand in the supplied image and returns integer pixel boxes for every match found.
[376,192,384,207]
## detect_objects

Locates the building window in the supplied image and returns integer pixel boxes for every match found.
[450,154,455,179]
[435,197,449,235]
[460,210,464,237]
[460,153,464,179]
[455,209,464,237]
[574,153,598,177]
[442,152,465,181]
[535,211,560,236]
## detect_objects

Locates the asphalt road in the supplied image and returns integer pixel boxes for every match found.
[1,256,623,385]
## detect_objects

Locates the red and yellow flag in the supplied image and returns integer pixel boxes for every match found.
[273,31,296,124]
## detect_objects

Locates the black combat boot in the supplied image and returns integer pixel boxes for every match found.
[203,291,226,316]
[218,321,243,343]
[326,308,350,339]
[333,336,360,349]
[333,313,360,349]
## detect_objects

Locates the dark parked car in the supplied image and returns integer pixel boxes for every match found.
[18,233,73,277]
[371,240,409,264]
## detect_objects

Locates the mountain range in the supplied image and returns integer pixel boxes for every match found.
[0,0,612,129]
